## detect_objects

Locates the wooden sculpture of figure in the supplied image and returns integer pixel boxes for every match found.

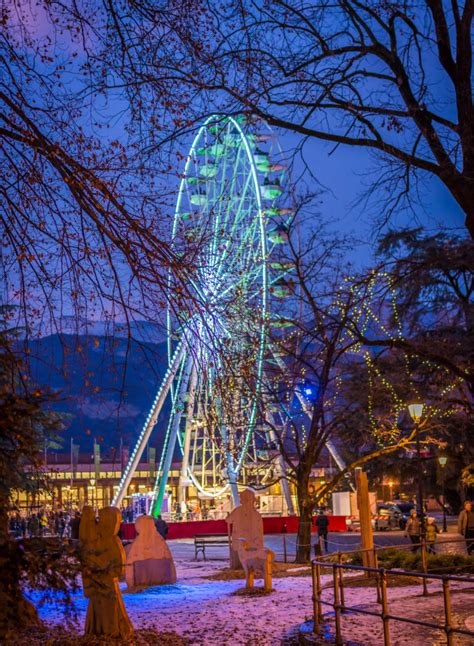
[125,515,177,589]
[79,505,133,639]
[226,488,274,591]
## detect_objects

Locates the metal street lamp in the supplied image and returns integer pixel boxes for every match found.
[438,456,448,533]
[408,402,425,538]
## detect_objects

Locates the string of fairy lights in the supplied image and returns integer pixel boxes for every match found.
[340,271,462,445]
[267,266,462,454]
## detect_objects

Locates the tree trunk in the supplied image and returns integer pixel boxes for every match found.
[0,511,39,638]
[295,473,314,563]
[445,175,474,239]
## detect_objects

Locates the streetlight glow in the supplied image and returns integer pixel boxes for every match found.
[408,402,424,422]
[438,456,448,467]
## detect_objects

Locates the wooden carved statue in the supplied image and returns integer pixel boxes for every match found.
[125,515,176,588]
[239,538,274,592]
[79,505,133,639]
[226,488,274,591]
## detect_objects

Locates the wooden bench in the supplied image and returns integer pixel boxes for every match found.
[194,534,230,561]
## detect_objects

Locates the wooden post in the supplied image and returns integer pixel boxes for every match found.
[333,567,343,645]
[311,562,320,634]
[355,468,375,572]
[442,578,454,646]
[380,569,391,646]
[421,539,429,596]
[337,552,346,613]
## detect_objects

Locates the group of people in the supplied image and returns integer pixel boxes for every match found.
[172,500,210,521]
[404,510,439,552]
[8,509,79,539]
[405,501,474,555]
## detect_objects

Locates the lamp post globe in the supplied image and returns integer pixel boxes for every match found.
[438,456,448,533]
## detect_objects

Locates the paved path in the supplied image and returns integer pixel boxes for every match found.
[168,530,412,561]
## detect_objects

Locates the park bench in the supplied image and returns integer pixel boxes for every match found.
[194,533,230,561]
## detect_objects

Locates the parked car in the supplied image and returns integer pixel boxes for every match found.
[373,502,415,531]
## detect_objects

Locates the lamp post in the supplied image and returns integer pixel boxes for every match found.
[408,403,425,538]
[438,456,448,533]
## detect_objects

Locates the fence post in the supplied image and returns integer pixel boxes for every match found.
[283,535,287,563]
[333,567,343,645]
[442,578,454,646]
[380,568,391,646]
[374,548,382,604]
[421,539,428,596]
[316,562,322,629]
[337,552,346,613]
[311,561,320,634]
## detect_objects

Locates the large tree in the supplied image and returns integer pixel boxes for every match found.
[97,0,473,236]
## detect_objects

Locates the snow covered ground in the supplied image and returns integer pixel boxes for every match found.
[312,576,474,645]
[30,549,474,645]
[32,558,313,645]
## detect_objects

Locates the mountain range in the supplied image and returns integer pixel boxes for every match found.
[27,330,171,457]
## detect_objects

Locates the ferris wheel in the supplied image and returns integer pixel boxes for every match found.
[112,114,300,513]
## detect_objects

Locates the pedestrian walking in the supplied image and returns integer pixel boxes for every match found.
[425,517,439,554]
[28,513,40,537]
[20,515,27,537]
[315,509,330,553]
[39,510,48,536]
[70,511,81,544]
[405,509,421,552]
[457,501,474,555]
[64,512,71,538]
[126,505,134,523]
[154,515,169,539]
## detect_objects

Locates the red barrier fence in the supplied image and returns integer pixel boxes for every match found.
[120,515,347,540]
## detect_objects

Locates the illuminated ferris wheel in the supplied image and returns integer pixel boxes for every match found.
[112,114,299,513]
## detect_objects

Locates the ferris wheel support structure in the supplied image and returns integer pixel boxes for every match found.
[178,362,199,504]
[150,349,197,516]
[220,413,241,505]
[112,335,188,508]
[269,346,349,478]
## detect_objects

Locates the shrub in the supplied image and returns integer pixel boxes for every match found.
[377,549,474,574]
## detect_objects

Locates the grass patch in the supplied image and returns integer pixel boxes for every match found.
[342,573,420,588]
[376,549,474,574]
